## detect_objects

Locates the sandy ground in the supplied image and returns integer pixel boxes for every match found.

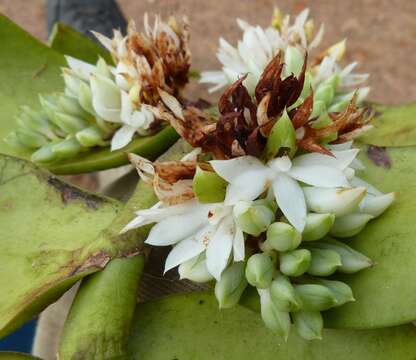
[0,0,415,105]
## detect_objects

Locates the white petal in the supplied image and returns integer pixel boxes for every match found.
[359,192,397,217]
[211,156,272,205]
[65,56,95,80]
[233,227,245,262]
[289,165,349,188]
[272,173,307,232]
[111,125,136,151]
[145,203,210,246]
[268,156,292,172]
[292,149,359,170]
[350,177,382,196]
[91,31,113,52]
[164,234,206,273]
[206,216,234,280]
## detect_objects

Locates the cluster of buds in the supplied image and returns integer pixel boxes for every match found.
[6,15,191,163]
[121,8,397,341]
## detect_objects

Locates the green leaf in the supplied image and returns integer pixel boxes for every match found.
[358,103,416,147]
[0,353,40,360]
[322,144,416,329]
[128,292,416,360]
[0,154,122,338]
[49,22,113,64]
[59,256,145,359]
[0,15,179,174]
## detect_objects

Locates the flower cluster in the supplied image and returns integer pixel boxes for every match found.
[6,15,190,163]
[122,9,396,341]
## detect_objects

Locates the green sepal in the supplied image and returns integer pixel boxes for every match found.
[193,166,227,203]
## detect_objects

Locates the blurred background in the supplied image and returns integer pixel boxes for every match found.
[0,0,415,355]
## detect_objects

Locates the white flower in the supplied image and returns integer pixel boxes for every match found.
[200,9,323,94]
[122,200,245,281]
[211,150,358,231]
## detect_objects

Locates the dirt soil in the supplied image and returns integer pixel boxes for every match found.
[0,0,415,105]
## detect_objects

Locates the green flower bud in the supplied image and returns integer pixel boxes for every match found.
[78,81,95,115]
[263,110,297,161]
[270,275,301,312]
[4,132,24,150]
[258,288,291,340]
[308,239,373,274]
[360,193,397,218]
[328,100,349,113]
[300,72,313,99]
[315,84,334,107]
[234,200,274,237]
[39,94,60,122]
[302,213,335,241]
[283,46,304,78]
[179,254,214,283]
[15,128,47,149]
[53,112,89,134]
[294,284,337,311]
[193,166,227,203]
[94,57,113,79]
[307,248,341,276]
[245,253,274,289]
[311,100,326,118]
[75,125,106,147]
[215,262,247,309]
[292,310,323,340]
[57,94,89,119]
[330,213,374,238]
[266,222,301,251]
[63,69,83,97]
[19,106,56,139]
[303,186,367,217]
[31,143,57,163]
[51,137,82,160]
[279,249,311,277]
[312,279,355,306]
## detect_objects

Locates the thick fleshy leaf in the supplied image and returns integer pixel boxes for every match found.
[0,15,179,174]
[0,154,121,338]
[359,103,416,147]
[59,256,144,359]
[0,353,40,360]
[322,145,416,329]
[49,22,113,64]
[128,292,416,360]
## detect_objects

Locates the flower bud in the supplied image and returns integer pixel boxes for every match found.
[245,253,274,289]
[215,262,247,308]
[359,193,397,218]
[294,284,337,311]
[39,94,60,122]
[90,73,121,122]
[193,166,227,203]
[312,279,355,306]
[303,186,367,217]
[307,248,341,276]
[330,213,374,238]
[75,125,106,147]
[57,94,89,119]
[302,213,335,241]
[270,275,301,312]
[31,143,56,163]
[78,82,95,115]
[315,84,334,107]
[258,288,291,340]
[234,200,274,237]
[15,128,47,149]
[94,57,113,79]
[279,249,311,277]
[263,110,296,161]
[18,106,56,139]
[179,254,214,283]
[266,222,301,251]
[53,112,89,134]
[308,239,373,274]
[271,7,283,30]
[63,69,83,97]
[327,40,346,61]
[51,137,82,160]
[311,100,326,118]
[292,310,323,340]
[283,46,304,78]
